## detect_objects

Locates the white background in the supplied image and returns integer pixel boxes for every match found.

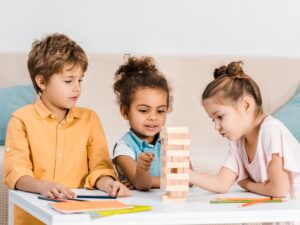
[1,0,300,56]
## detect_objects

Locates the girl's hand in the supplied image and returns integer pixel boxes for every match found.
[137,152,155,171]
[97,176,131,197]
[39,181,76,199]
[238,178,252,190]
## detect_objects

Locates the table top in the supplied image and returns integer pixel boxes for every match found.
[9,186,300,225]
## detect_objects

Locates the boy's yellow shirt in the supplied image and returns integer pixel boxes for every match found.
[4,98,117,225]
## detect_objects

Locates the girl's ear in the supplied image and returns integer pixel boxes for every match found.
[120,106,129,120]
[35,75,46,92]
[242,95,254,112]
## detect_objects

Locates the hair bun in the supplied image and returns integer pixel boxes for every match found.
[213,61,244,79]
[116,55,158,79]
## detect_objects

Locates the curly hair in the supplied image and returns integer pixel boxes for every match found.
[113,55,172,113]
[27,33,88,93]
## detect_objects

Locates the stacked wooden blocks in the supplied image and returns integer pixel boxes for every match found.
[160,127,190,202]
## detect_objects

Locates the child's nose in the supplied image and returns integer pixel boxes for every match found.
[74,82,81,92]
[214,121,221,131]
[148,112,158,120]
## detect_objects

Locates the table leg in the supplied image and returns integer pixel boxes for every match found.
[8,197,14,225]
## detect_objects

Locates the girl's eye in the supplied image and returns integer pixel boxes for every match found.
[158,110,166,114]
[65,80,72,83]
[79,79,83,83]
[211,118,215,122]
[138,109,148,113]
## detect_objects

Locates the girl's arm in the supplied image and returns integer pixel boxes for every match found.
[114,155,153,190]
[190,167,237,193]
[238,153,290,198]
[128,160,194,189]
[151,177,160,188]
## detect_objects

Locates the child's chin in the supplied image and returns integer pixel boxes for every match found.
[224,135,235,141]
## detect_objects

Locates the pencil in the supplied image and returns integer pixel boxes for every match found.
[241,197,272,207]
[210,197,283,204]
[37,196,86,202]
[76,195,117,199]
[37,196,66,202]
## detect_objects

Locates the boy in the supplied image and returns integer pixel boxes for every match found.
[4,33,130,225]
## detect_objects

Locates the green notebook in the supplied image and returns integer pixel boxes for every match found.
[90,205,152,217]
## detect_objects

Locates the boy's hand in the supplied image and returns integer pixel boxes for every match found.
[121,179,135,190]
[39,180,76,199]
[96,176,131,197]
[137,152,155,171]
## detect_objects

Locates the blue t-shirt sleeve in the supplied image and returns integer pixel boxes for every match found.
[112,140,135,160]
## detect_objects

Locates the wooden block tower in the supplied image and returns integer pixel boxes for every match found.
[160,127,190,202]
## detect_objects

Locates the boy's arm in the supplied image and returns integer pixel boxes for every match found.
[95,176,131,197]
[84,112,117,189]
[114,155,153,190]
[15,175,75,198]
[189,167,237,193]
[238,154,290,198]
[4,115,75,198]
[4,116,35,189]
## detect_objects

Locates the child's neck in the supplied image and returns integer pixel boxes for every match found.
[40,96,68,122]
[130,129,158,145]
[244,113,266,161]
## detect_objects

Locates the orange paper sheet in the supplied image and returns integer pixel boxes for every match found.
[50,200,133,213]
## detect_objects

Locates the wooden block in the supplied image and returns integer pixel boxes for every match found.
[166,185,189,191]
[166,150,189,157]
[165,179,189,186]
[165,180,189,186]
[162,195,187,202]
[166,162,190,168]
[169,191,182,198]
[161,168,172,174]
[168,191,188,197]
[161,145,189,151]
[161,127,189,134]
[161,156,189,164]
[165,139,190,146]
[166,173,189,180]
[160,133,190,139]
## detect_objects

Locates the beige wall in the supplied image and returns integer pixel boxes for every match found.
[1,54,299,164]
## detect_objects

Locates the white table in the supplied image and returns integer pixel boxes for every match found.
[8,186,300,225]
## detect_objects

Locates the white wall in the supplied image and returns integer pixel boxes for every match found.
[1,0,300,56]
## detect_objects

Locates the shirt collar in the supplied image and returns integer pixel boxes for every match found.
[128,129,160,149]
[34,98,81,120]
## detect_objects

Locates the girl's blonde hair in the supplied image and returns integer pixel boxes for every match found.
[202,61,263,113]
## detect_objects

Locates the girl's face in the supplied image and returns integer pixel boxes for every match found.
[122,88,168,144]
[202,96,254,141]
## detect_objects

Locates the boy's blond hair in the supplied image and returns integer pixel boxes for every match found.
[27,33,88,93]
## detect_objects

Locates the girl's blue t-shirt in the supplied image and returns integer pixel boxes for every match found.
[113,130,161,181]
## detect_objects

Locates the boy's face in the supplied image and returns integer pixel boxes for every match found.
[122,88,168,144]
[38,64,84,119]
[202,97,252,141]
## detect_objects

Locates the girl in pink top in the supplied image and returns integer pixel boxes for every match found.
[190,61,300,201]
